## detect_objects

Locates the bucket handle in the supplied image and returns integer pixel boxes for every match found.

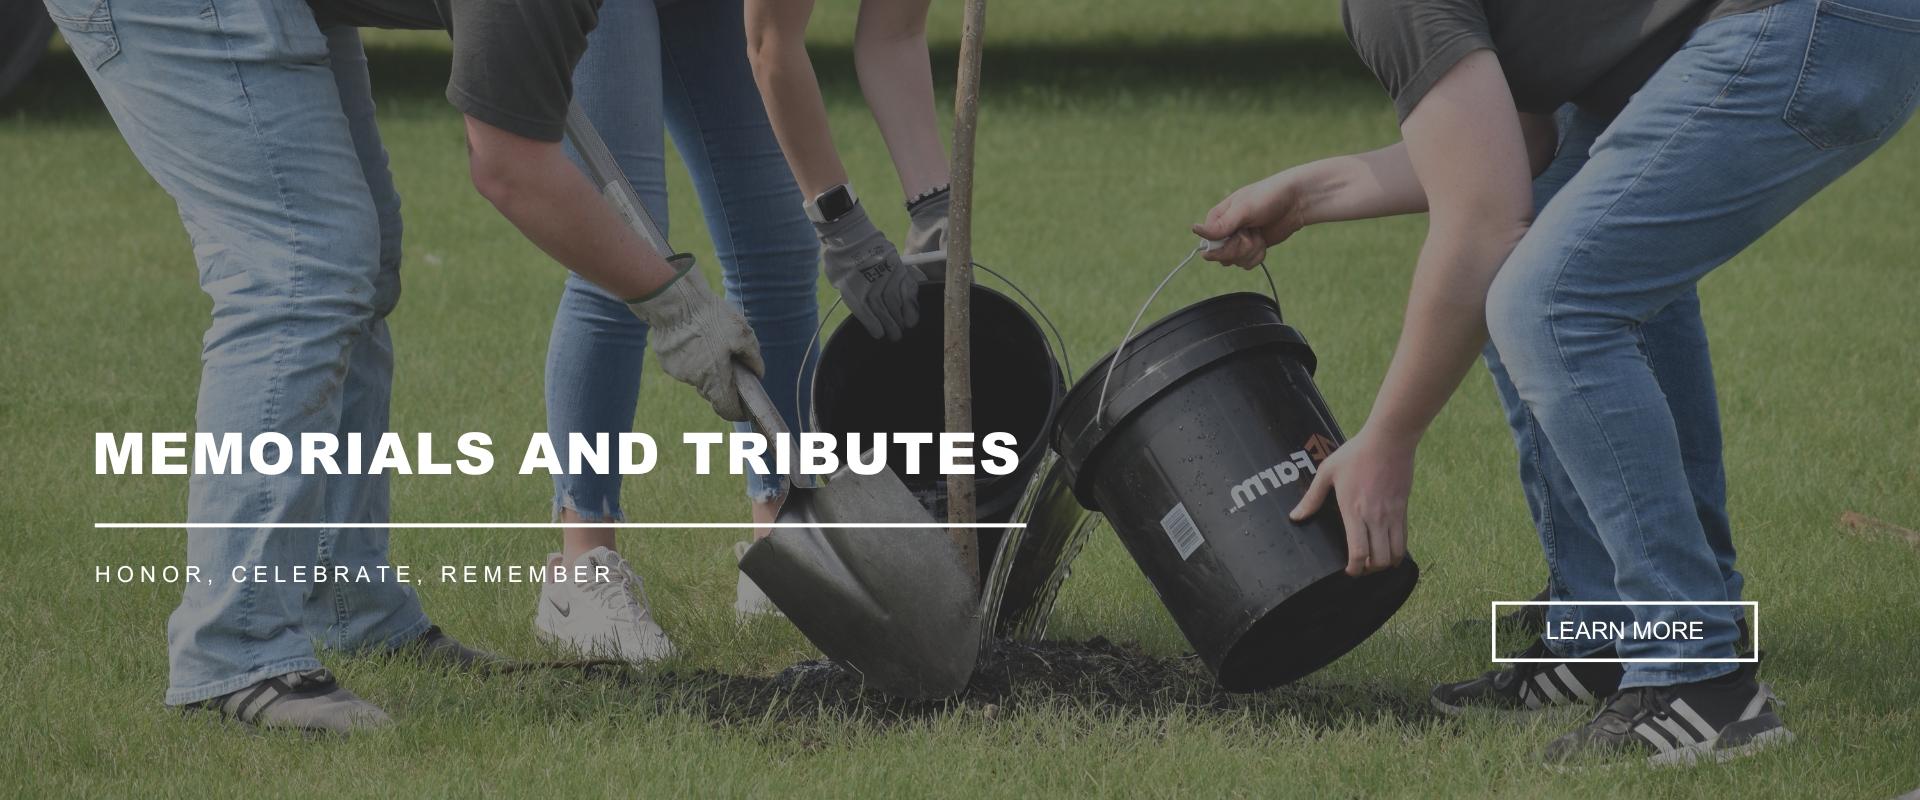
[794,256,1073,438]
[1094,244,1280,425]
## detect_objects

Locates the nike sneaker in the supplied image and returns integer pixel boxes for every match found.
[534,547,676,665]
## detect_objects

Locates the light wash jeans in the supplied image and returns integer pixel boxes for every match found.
[1484,0,1920,688]
[545,0,820,518]
[45,0,431,704]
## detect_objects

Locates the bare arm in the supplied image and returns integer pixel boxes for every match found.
[463,116,679,300]
[1196,109,1555,267]
[854,0,949,199]
[1362,50,1535,443]
[1287,50,1536,575]
[745,0,850,199]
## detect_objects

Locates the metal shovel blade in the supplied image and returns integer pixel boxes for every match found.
[732,365,983,700]
[740,466,983,700]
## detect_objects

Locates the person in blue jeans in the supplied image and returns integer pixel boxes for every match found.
[533,0,820,662]
[50,0,762,734]
[1196,0,1917,766]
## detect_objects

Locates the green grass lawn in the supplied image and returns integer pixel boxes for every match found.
[3,2,1917,796]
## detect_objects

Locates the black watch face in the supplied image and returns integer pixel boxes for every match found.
[818,186,857,221]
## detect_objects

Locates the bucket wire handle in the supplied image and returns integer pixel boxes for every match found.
[971,261,1073,380]
[1094,245,1279,425]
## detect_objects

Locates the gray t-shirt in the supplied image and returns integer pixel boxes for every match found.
[1341,0,1783,121]
[308,0,600,141]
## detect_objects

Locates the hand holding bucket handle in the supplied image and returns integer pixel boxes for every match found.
[1094,242,1281,424]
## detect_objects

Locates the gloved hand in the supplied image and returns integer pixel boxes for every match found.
[904,185,950,258]
[626,255,763,421]
[816,203,924,341]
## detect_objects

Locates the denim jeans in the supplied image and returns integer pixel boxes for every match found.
[545,0,820,518]
[1484,0,1920,688]
[46,0,432,704]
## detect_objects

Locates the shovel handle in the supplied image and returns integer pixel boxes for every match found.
[734,361,788,439]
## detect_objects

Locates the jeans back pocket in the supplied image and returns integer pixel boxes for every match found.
[44,0,120,70]
[1783,0,1920,149]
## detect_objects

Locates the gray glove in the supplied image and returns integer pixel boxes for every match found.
[626,255,763,421]
[816,203,924,341]
[904,185,949,258]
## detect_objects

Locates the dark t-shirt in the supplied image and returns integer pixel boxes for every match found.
[1340,0,1783,121]
[309,0,600,141]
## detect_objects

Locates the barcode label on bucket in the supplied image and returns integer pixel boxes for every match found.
[1160,502,1205,560]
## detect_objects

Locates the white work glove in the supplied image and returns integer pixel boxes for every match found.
[904,185,949,259]
[816,203,925,341]
[626,254,763,421]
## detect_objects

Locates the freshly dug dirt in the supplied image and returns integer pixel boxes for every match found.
[587,637,1439,731]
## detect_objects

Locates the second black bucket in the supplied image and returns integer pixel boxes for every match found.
[1054,292,1418,691]
[812,281,1065,572]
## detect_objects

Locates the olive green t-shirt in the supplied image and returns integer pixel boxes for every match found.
[1341,0,1784,121]
[308,0,600,141]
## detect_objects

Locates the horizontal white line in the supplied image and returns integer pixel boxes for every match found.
[1492,601,1758,607]
[95,522,1026,530]
[1498,657,1760,664]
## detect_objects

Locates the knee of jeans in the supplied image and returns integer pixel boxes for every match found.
[1485,267,1555,370]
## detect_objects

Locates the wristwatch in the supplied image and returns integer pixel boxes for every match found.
[805,183,859,224]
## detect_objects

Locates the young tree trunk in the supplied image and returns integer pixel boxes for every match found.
[945,0,989,579]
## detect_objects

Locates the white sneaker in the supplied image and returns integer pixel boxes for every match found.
[733,540,782,622]
[534,547,676,665]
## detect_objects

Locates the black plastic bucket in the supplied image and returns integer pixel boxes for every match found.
[1053,292,1418,691]
[813,281,1065,539]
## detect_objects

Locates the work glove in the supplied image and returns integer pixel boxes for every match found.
[816,203,924,341]
[626,254,764,421]
[904,185,950,258]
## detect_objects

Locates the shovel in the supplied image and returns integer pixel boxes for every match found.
[732,367,984,700]
[562,103,984,700]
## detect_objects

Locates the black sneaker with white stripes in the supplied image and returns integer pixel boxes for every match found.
[1430,638,1623,714]
[1542,663,1793,767]
[186,668,391,735]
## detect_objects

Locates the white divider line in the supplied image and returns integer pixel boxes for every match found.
[95,522,1027,530]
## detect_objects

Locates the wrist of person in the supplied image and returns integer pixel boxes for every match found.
[906,184,949,213]
[1277,165,1336,229]
[622,253,698,306]
[1361,412,1429,451]
[812,200,876,242]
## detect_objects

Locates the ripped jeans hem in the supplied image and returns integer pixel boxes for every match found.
[551,492,625,524]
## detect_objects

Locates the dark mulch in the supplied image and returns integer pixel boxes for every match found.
[558,637,1440,731]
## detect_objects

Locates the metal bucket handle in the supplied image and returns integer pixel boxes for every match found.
[794,254,1073,439]
[1094,242,1280,425]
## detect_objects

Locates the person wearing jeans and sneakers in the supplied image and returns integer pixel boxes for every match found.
[533,0,822,661]
[1195,0,1917,766]
[49,0,760,734]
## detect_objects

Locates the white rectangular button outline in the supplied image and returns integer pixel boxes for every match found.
[1491,601,1759,664]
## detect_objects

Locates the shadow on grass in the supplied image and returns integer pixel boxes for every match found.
[2,33,1377,123]
[563,637,1441,733]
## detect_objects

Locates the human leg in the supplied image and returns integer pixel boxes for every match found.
[1486,1,1917,689]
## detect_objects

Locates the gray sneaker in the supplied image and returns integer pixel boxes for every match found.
[404,625,500,672]
[188,669,390,735]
